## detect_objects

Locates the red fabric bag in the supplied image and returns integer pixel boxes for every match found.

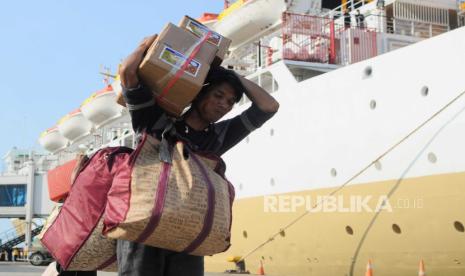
[40,147,132,271]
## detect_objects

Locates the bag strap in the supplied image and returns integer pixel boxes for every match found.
[157,117,177,164]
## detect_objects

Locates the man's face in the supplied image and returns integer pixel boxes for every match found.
[196,81,236,123]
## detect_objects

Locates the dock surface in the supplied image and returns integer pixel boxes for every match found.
[0,261,247,276]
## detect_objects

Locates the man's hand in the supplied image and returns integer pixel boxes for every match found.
[234,70,280,113]
[119,34,158,89]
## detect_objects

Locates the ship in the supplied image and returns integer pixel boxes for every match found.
[22,0,465,275]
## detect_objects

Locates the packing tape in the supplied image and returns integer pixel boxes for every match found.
[155,31,213,103]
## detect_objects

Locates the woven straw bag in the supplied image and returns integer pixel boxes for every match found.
[41,147,132,271]
[103,133,235,255]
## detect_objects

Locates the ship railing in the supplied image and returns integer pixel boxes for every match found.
[227,8,451,73]
[280,12,379,65]
[391,18,449,38]
[53,121,135,166]
[322,0,377,19]
[0,220,43,249]
[226,12,380,72]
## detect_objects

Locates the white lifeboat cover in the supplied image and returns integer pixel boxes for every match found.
[213,0,286,49]
[81,85,123,128]
[39,127,68,152]
[57,109,93,142]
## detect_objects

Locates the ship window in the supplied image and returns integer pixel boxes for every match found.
[0,184,26,207]
[270,178,275,186]
[345,226,354,235]
[427,152,437,163]
[364,66,373,78]
[330,168,337,177]
[421,86,429,97]
[242,230,248,238]
[392,223,402,234]
[454,221,464,232]
[258,72,279,94]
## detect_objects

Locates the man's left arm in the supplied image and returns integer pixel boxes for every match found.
[215,74,279,155]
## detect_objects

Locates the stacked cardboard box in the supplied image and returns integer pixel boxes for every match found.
[117,17,231,117]
[139,23,216,116]
[179,15,231,67]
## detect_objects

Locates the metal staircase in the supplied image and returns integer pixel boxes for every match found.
[0,223,43,251]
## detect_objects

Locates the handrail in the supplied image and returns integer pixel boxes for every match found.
[322,0,375,18]
[0,220,44,248]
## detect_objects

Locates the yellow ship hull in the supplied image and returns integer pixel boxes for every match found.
[206,172,465,275]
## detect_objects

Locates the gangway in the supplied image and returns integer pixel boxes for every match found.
[0,222,44,251]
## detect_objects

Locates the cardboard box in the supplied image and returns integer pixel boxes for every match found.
[179,16,231,66]
[139,23,218,116]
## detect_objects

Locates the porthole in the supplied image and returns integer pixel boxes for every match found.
[261,256,265,260]
[428,152,437,163]
[454,221,464,232]
[370,100,377,110]
[279,229,286,237]
[270,128,275,136]
[270,178,275,186]
[330,168,337,177]
[242,230,248,238]
[364,66,373,78]
[345,226,354,235]
[392,224,402,234]
[374,161,382,171]
[421,86,429,97]
[239,183,243,191]
[246,137,250,143]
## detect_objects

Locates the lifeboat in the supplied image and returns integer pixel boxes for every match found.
[213,0,286,49]
[81,85,123,128]
[196,13,218,27]
[39,127,68,153]
[57,109,93,142]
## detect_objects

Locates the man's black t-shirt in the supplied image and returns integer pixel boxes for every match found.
[123,85,276,156]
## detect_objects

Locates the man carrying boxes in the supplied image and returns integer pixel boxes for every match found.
[117,18,279,275]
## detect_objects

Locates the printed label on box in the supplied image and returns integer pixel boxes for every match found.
[186,19,222,46]
[159,46,201,78]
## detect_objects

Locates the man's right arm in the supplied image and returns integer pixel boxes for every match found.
[122,85,163,133]
[119,34,164,133]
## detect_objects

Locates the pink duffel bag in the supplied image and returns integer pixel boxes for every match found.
[103,133,235,256]
[40,147,132,271]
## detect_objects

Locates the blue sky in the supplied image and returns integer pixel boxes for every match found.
[0,0,224,233]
